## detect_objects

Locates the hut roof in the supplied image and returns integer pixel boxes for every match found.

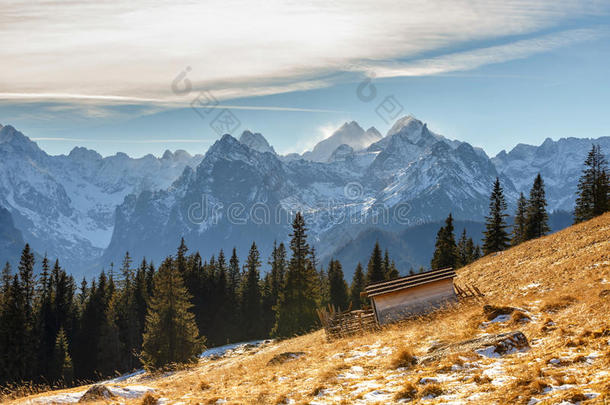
[364,268,455,298]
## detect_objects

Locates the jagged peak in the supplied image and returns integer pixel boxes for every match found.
[365,126,382,138]
[386,115,424,138]
[68,146,102,161]
[0,125,44,155]
[162,149,174,160]
[239,130,275,154]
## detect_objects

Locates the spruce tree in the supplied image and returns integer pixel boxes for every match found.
[366,242,385,283]
[387,260,399,279]
[350,263,366,310]
[512,192,528,246]
[482,178,510,254]
[431,214,458,269]
[273,213,320,337]
[17,244,36,380]
[525,174,550,239]
[241,242,263,339]
[0,262,12,381]
[52,328,74,384]
[465,238,476,264]
[575,144,609,222]
[141,257,203,370]
[456,229,469,268]
[328,259,349,310]
[37,255,55,378]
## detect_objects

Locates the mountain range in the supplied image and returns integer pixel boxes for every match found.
[0,117,607,278]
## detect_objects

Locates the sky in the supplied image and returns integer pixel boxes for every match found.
[1,0,609,158]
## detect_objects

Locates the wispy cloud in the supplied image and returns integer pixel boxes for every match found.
[363,28,606,78]
[0,0,608,108]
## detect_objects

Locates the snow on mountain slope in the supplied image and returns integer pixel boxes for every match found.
[303,121,382,162]
[493,136,610,212]
[2,117,605,276]
[0,124,203,271]
[104,116,511,269]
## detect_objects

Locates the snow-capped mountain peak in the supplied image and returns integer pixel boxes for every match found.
[239,130,276,154]
[386,115,425,139]
[303,120,382,162]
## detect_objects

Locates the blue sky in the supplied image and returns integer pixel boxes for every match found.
[1,0,609,158]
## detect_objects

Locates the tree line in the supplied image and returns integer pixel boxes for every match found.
[0,213,402,386]
[431,144,609,265]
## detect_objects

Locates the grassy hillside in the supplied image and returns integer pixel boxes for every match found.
[11,213,610,404]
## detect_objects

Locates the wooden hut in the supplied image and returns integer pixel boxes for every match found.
[363,268,457,325]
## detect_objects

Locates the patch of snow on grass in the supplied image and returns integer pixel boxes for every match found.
[361,389,394,402]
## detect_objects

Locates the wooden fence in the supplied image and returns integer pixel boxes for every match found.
[454,283,485,301]
[317,304,379,340]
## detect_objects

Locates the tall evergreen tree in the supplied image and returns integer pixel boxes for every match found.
[141,257,203,370]
[431,214,458,269]
[51,328,73,384]
[0,262,13,381]
[366,242,385,283]
[17,244,36,379]
[456,229,469,268]
[350,263,366,310]
[482,178,510,254]
[273,213,319,337]
[36,255,55,378]
[525,174,550,239]
[328,259,349,310]
[240,242,263,339]
[575,144,609,223]
[512,192,528,246]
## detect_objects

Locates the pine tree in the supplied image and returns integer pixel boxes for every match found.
[141,257,203,370]
[0,262,13,381]
[241,242,263,339]
[17,244,36,380]
[575,144,609,222]
[366,242,385,283]
[465,238,476,264]
[268,242,286,307]
[273,212,320,337]
[36,255,55,378]
[52,328,74,384]
[482,178,510,254]
[227,248,241,341]
[350,263,366,310]
[525,174,550,240]
[431,214,458,269]
[387,260,399,279]
[176,237,188,275]
[512,192,528,246]
[456,229,469,268]
[328,259,349,310]
[261,273,275,337]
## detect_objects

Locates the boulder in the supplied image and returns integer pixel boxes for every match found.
[420,331,529,363]
[267,351,306,366]
[78,385,115,402]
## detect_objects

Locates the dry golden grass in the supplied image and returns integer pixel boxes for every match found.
[11,213,610,404]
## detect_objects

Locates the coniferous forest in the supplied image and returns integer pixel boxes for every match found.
[0,145,608,388]
[0,212,401,387]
